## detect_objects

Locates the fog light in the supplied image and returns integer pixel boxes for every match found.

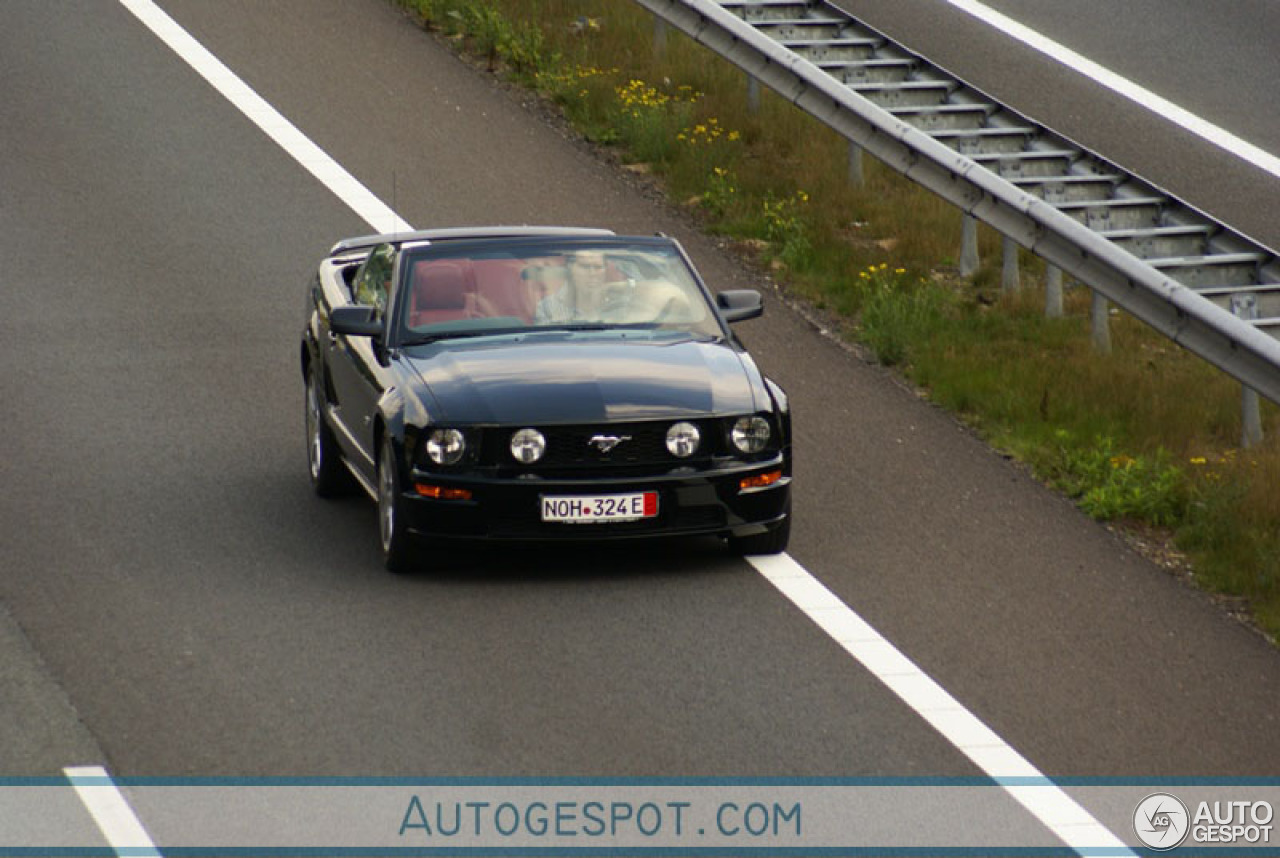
[666,421,700,458]
[510,427,546,464]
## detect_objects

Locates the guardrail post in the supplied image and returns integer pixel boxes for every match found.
[746,75,760,114]
[1091,291,1111,354]
[1044,265,1063,318]
[959,214,979,277]
[1001,236,1020,294]
[1231,294,1264,448]
[653,16,667,58]
[848,141,864,188]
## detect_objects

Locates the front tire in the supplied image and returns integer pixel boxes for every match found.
[377,435,417,573]
[728,500,791,555]
[306,365,351,497]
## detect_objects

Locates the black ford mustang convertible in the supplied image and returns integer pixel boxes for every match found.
[301,226,792,571]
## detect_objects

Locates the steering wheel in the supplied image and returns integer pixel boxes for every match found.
[596,281,637,320]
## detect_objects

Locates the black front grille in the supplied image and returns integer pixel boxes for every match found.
[543,424,674,466]
[479,420,718,470]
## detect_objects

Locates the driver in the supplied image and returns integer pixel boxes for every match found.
[533,249,696,326]
[534,250,627,323]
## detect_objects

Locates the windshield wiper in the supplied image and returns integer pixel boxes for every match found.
[532,323,725,342]
[536,322,663,333]
[400,328,528,345]
[536,323,621,332]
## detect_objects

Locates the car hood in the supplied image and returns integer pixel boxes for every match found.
[404,335,761,424]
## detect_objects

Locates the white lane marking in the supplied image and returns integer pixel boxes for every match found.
[116,2,1131,852]
[116,0,412,235]
[943,0,1280,181]
[748,553,1133,855]
[65,765,160,856]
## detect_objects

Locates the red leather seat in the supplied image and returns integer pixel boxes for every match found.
[410,260,474,327]
[472,259,534,322]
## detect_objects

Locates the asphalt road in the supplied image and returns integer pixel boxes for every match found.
[2,0,1279,844]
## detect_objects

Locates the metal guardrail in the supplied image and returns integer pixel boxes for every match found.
[635,0,1280,406]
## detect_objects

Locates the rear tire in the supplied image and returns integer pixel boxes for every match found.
[728,501,791,555]
[306,366,351,497]
[378,435,417,573]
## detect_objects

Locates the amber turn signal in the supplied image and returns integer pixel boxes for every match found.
[414,483,473,501]
[739,470,783,491]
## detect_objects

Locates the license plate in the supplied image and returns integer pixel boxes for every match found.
[541,492,658,523]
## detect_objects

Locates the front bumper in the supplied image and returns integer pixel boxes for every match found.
[401,457,790,542]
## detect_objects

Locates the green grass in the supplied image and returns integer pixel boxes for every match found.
[393,0,1280,640]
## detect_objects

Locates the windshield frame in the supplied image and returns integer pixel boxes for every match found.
[386,235,730,348]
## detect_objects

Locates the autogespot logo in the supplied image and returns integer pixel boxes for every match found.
[1134,793,1191,850]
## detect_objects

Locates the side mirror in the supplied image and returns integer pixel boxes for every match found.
[716,290,764,323]
[330,305,383,337]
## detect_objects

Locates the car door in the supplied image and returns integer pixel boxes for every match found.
[325,243,395,481]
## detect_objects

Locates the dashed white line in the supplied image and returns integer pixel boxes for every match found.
[65,766,159,857]
[944,0,1280,181]
[114,0,1133,853]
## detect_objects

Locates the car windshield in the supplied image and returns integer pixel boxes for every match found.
[396,240,724,343]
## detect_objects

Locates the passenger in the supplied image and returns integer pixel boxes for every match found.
[534,250,612,323]
[534,249,693,325]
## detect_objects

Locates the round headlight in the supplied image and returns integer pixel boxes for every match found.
[731,416,771,454]
[666,421,701,458]
[426,428,466,465]
[510,427,546,464]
